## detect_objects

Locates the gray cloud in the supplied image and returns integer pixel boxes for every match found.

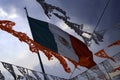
[0,0,120,79]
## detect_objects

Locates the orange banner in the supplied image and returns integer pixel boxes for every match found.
[95,49,116,62]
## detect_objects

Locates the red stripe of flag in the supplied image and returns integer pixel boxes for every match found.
[70,36,96,68]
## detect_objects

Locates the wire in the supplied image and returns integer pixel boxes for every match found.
[69,68,76,79]
[93,0,111,33]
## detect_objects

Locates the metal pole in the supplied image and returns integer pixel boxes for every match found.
[24,7,47,80]
[37,53,48,80]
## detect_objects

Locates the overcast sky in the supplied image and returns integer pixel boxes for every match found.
[0,0,120,79]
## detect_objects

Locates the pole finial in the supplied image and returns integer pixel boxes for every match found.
[24,7,29,16]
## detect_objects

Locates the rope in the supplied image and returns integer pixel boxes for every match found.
[69,68,76,79]
[93,0,111,33]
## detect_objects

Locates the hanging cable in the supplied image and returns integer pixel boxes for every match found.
[93,0,111,33]
[69,68,76,79]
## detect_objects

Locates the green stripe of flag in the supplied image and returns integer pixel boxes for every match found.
[28,16,58,53]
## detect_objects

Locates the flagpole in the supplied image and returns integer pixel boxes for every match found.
[24,7,47,80]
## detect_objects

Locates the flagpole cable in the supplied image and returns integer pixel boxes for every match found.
[69,68,76,79]
[24,7,48,80]
[93,0,111,33]
[68,67,81,79]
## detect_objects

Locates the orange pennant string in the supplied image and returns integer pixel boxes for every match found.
[0,20,71,73]
[95,49,116,62]
[107,57,116,62]
[112,66,120,72]
[108,40,120,47]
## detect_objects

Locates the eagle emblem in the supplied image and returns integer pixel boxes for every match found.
[58,36,71,48]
